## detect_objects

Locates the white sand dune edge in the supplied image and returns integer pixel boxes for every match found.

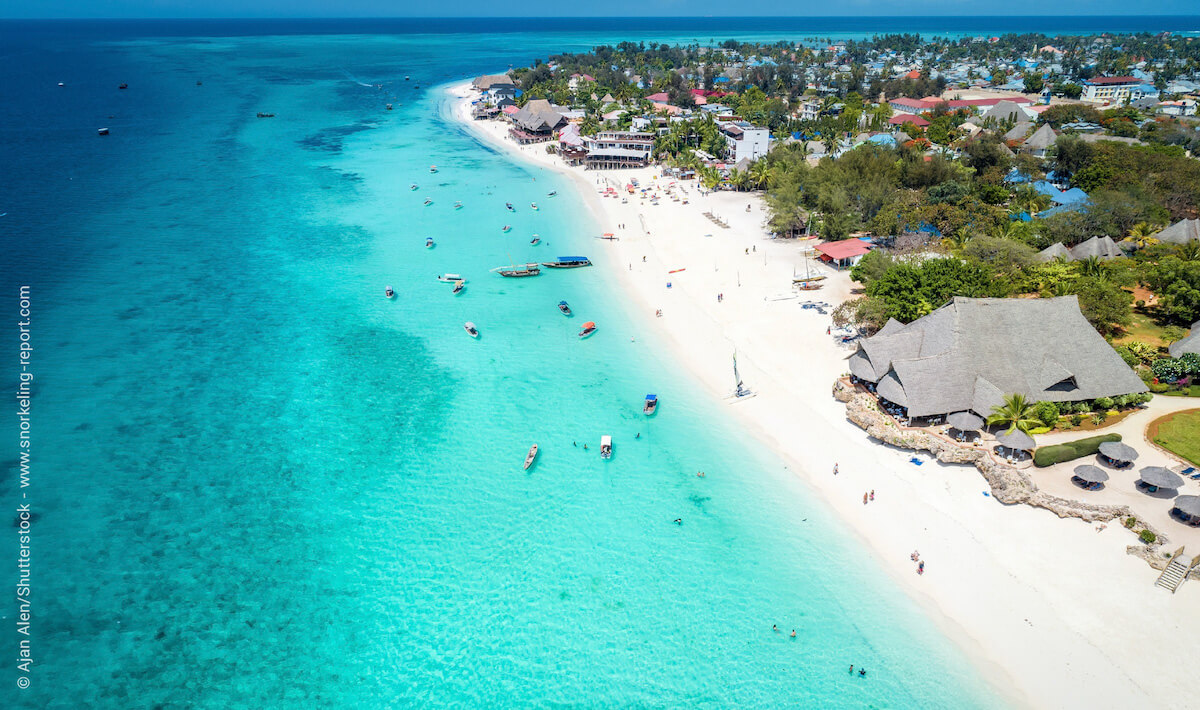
[448,82,1200,710]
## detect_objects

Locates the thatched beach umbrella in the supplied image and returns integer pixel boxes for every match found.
[948,411,984,431]
[995,428,1035,451]
[1073,465,1109,484]
[1098,441,1139,463]
[1172,495,1200,518]
[1139,466,1184,490]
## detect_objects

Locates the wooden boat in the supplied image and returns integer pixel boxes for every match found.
[492,263,541,277]
[578,321,597,338]
[437,273,464,282]
[600,435,612,460]
[410,184,418,191]
[464,322,479,338]
[505,202,514,211]
[97,128,109,136]
[599,233,618,241]
[429,165,438,173]
[644,394,658,415]
[793,280,823,291]
[502,225,511,232]
[558,300,571,316]
[547,190,557,196]
[423,198,432,206]
[256,113,275,118]
[386,103,392,110]
[541,256,591,268]
[523,444,538,470]
[452,280,465,294]
[530,202,539,210]
[454,201,462,210]
[530,236,540,246]
[385,286,395,299]
[118,83,128,90]
[425,237,435,248]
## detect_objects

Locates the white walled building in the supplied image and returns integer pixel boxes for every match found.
[719,121,771,163]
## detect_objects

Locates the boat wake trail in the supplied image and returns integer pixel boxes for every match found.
[339,68,374,87]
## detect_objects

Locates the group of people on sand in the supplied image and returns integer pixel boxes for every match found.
[862,490,875,505]
[911,550,926,575]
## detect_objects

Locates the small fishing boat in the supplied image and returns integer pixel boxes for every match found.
[643,394,658,415]
[405,76,410,80]
[386,103,392,110]
[530,202,539,210]
[599,233,618,241]
[578,321,597,338]
[429,165,438,173]
[464,322,479,338]
[425,237,435,248]
[410,184,418,191]
[505,202,514,211]
[452,280,465,294]
[547,190,557,196]
[600,435,612,460]
[501,225,512,232]
[423,198,433,206]
[492,262,541,277]
[541,256,591,269]
[454,201,462,210]
[523,444,538,470]
[793,280,823,291]
[385,286,395,299]
[530,236,540,246]
[118,83,128,90]
[437,273,464,282]
[558,300,572,316]
[97,127,109,136]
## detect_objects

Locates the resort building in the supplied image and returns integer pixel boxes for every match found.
[1156,218,1200,245]
[1169,322,1200,358]
[508,99,566,144]
[1037,235,1123,262]
[814,239,871,268]
[1080,76,1142,103]
[582,131,653,169]
[1022,124,1058,157]
[719,121,771,163]
[847,296,1146,418]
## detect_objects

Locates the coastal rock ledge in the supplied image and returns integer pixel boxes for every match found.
[832,381,1184,574]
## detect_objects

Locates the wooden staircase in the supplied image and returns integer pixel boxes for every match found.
[1155,547,1196,593]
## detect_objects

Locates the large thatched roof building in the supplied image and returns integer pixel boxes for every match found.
[848,296,1145,417]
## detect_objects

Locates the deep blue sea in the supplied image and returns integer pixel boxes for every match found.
[3,16,1190,708]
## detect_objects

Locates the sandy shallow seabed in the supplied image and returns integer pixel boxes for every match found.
[450,82,1200,710]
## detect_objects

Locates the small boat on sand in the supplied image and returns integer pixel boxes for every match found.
[425,237,435,248]
[558,300,572,316]
[385,286,395,299]
[541,256,591,269]
[523,444,538,470]
[530,236,540,246]
[423,198,432,206]
[492,262,541,277]
[437,273,464,282]
[578,321,597,338]
[452,280,465,294]
[464,322,479,338]
[600,435,612,460]
[644,394,658,415]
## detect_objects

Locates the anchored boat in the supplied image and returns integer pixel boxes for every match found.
[425,237,435,248]
[578,321,597,338]
[558,300,572,316]
[492,262,541,277]
[530,236,540,246]
[423,198,432,206]
[437,273,464,282]
[644,394,658,415]
[541,256,591,269]
[385,286,395,299]
[452,280,465,294]
[523,444,538,470]
[464,322,479,338]
[600,435,612,459]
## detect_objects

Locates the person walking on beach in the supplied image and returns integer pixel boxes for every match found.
[833,463,838,475]
[918,561,925,575]
[863,492,868,505]
[869,490,875,502]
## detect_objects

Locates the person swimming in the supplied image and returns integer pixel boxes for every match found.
[790,629,796,638]
[673,518,683,525]
[772,625,779,633]
[859,668,867,677]
[635,432,640,439]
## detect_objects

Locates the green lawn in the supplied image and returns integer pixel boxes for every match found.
[1151,410,1200,467]
[1114,310,1171,348]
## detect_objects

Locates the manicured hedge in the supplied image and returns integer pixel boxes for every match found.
[1033,433,1122,467]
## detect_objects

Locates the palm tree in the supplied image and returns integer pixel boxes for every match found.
[1077,255,1106,280]
[987,394,1041,434]
[1177,241,1200,262]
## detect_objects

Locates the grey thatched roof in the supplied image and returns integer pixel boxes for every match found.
[473,74,514,90]
[876,318,906,337]
[893,130,912,144]
[996,428,1035,450]
[1139,466,1183,489]
[1037,242,1072,261]
[1098,441,1139,462]
[1070,235,1123,261]
[1073,465,1109,483]
[1156,218,1200,245]
[982,101,1029,123]
[1168,321,1200,358]
[1173,495,1200,517]
[1003,121,1033,142]
[948,411,984,431]
[849,296,1145,417]
[511,99,565,133]
[1023,123,1058,151]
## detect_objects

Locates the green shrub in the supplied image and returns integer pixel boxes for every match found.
[1139,529,1157,544]
[1033,433,1123,467]
[1072,401,1091,414]
[1149,382,1170,393]
[1032,401,1059,427]
[1070,414,1084,426]
[1124,516,1137,529]
[1092,396,1114,411]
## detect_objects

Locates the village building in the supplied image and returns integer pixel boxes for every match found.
[848,296,1146,418]
[1156,219,1200,245]
[582,131,653,169]
[718,121,771,163]
[1080,76,1143,103]
[1169,322,1200,358]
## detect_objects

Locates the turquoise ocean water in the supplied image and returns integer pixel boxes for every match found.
[9,17,1179,707]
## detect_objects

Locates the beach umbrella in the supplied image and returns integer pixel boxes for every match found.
[1073,465,1109,484]
[1138,466,1184,490]
[995,428,1035,451]
[948,411,984,431]
[1172,495,1200,518]
[1098,441,1139,463]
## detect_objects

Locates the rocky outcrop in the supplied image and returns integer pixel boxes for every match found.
[834,380,1170,548]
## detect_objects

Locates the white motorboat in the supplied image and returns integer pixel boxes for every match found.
[464,322,479,338]
[385,286,395,299]
[600,435,612,459]
[523,444,538,470]
[437,273,464,282]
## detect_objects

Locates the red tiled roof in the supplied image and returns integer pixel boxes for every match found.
[890,113,930,127]
[815,240,872,260]
[1084,76,1140,85]
[645,92,670,102]
[906,70,921,79]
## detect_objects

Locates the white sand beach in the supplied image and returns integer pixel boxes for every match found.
[450,82,1200,709]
